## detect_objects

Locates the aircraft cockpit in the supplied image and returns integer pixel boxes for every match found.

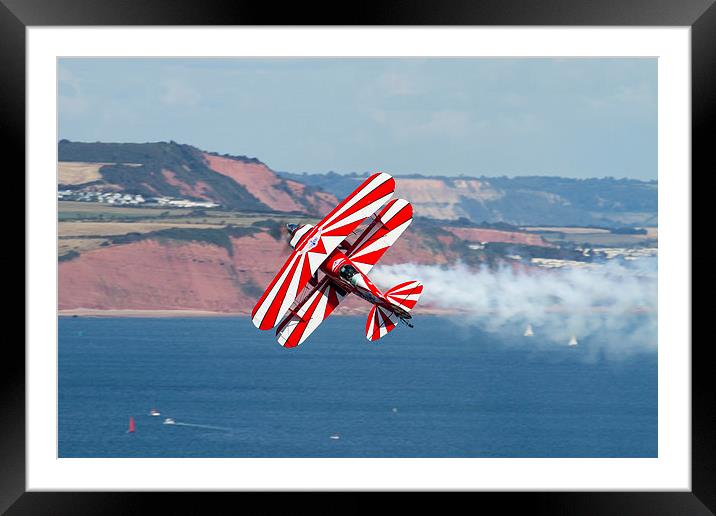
[339,264,359,283]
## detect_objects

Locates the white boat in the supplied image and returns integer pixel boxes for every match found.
[163,417,176,425]
[568,335,578,346]
[149,408,161,416]
[523,324,534,337]
[329,434,340,440]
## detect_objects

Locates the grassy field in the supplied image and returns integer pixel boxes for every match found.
[57,162,105,185]
[57,201,318,256]
[522,226,658,247]
[58,238,109,256]
[58,201,194,220]
[522,226,612,234]
[58,201,315,223]
[59,221,225,237]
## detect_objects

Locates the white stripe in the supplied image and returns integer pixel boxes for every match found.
[382,198,409,224]
[307,247,328,273]
[321,192,393,234]
[276,254,306,325]
[349,220,382,255]
[277,282,346,346]
[277,318,301,346]
[301,291,329,345]
[320,173,392,230]
[366,308,376,340]
[290,224,313,248]
[350,218,412,274]
[252,252,301,327]
[351,219,411,259]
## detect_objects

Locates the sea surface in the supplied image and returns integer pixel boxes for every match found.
[58,316,657,457]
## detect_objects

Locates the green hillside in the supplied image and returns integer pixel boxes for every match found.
[58,140,268,212]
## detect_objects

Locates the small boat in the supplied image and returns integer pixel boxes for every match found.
[568,335,578,346]
[128,416,135,433]
[163,417,176,425]
[149,408,161,416]
[523,324,534,337]
[329,433,340,440]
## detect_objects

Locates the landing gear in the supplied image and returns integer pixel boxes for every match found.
[399,317,414,328]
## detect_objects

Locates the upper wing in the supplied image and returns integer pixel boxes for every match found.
[346,198,413,275]
[275,277,346,348]
[252,172,395,330]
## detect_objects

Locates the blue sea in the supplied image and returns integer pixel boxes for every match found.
[58,316,657,458]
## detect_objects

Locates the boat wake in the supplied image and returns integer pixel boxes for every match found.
[165,420,232,432]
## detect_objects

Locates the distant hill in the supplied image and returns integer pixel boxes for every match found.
[277,171,658,228]
[58,141,657,227]
[58,140,337,216]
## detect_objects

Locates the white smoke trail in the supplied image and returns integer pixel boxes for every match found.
[166,421,232,432]
[371,258,657,358]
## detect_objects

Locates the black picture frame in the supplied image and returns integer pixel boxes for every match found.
[7,0,707,513]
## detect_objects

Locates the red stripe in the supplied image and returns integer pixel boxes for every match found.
[352,224,389,252]
[295,174,393,252]
[275,277,330,334]
[276,278,346,347]
[390,296,417,309]
[347,220,385,255]
[389,286,423,297]
[380,308,396,332]
[252,252,299,319]
[386,281,414,294]
[285,284,326,348]
[322,181,394,235]
[372,309,381,341]
[365,306,375,339]
[379,204,412,231]
[300,173,387,249]
[348,202,411,262]
[327,174,392,223]
[351,248,389,267]
[260,254,304,330]
[309,237,327,255]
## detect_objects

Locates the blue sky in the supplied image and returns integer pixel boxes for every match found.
[58,58,657,180]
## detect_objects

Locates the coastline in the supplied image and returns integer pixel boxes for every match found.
[57,306,458,318]
[58,305,653,318]
[58,309,244,318]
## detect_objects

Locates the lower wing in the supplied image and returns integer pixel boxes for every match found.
[275,277,347,348]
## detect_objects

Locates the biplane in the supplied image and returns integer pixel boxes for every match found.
[251,172,423,347]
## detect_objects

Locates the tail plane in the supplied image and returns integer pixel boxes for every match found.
[365,280,424,341]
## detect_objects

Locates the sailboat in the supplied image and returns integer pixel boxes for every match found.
[128,416,136,433]
[568,335,578,346]
[523,324,534,337]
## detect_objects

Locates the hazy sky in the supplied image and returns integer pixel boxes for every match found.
[58,58,657,179]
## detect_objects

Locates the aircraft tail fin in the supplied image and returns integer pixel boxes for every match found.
[365,281,423,342]
[384,280,423,314]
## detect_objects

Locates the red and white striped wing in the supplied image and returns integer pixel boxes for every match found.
[365,304,399,342]
[347,198,413,275]
[252,172,394,330]
[276,278,346,348]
